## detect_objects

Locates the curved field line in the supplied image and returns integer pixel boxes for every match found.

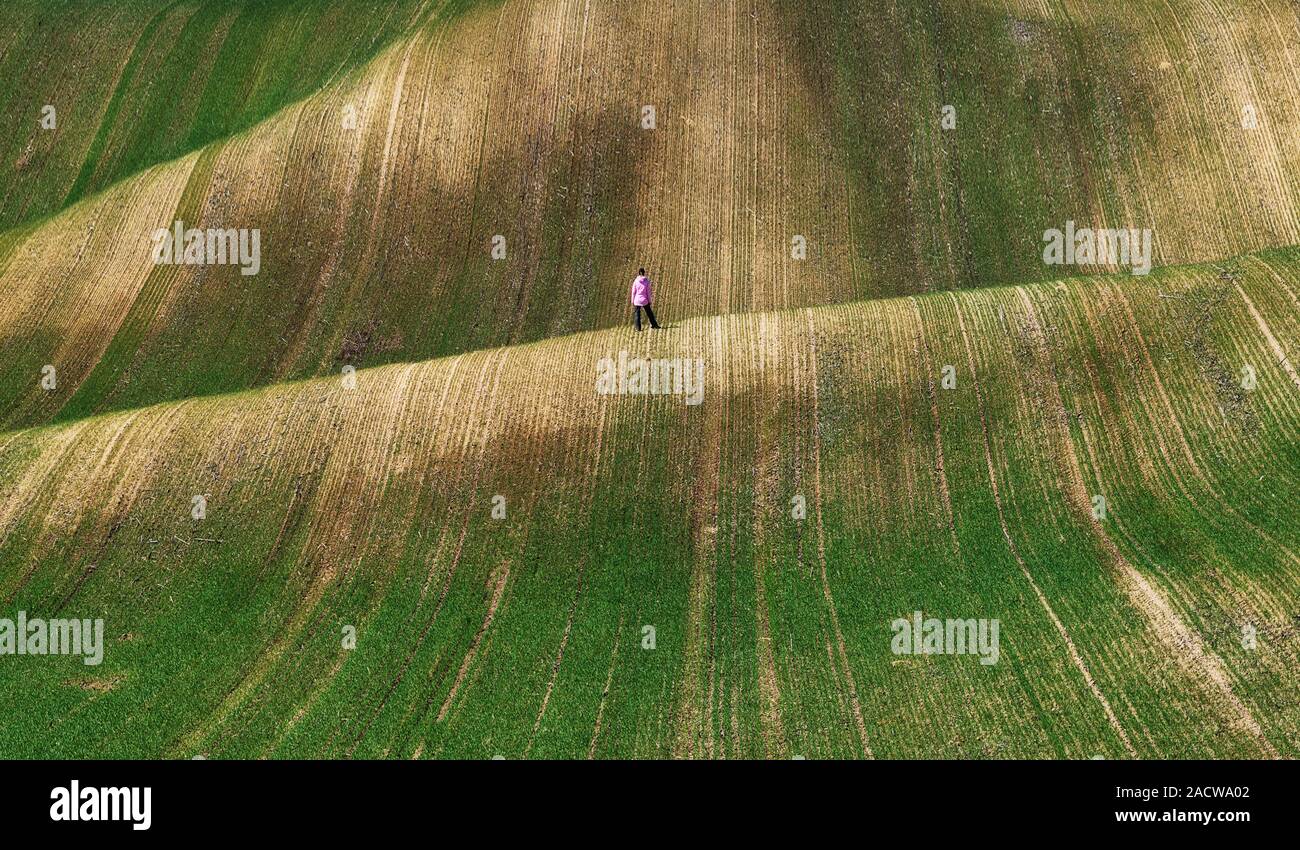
[585,611,625,759]
[1015,286,1278,758]
[1233,280,1300,390]
[435,561,511,723]
[804,309,872,759]
[750,314,787,757]
[673,323,723,759]
[1101,281,1300,571]
[910,297,959,553]
[523,561,584,758]
[950,294,1138,758]
[524,373,612,756]
[356,351,513,754]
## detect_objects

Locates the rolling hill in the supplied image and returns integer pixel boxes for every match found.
[0,0,1297,758]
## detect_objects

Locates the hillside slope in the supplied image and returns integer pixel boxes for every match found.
[3,0,1300,430]
[0,0,440,231]
[0,258,1295,758]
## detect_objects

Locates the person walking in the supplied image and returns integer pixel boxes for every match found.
[631,267,660,331]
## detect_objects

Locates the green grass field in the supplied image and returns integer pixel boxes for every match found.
[0,0,1297,758]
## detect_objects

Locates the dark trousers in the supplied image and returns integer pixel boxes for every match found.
[634,305,660,330]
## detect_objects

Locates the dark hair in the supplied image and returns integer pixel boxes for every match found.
[638,267,646,275]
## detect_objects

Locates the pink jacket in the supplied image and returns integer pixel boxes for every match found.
[631,275,652,306]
